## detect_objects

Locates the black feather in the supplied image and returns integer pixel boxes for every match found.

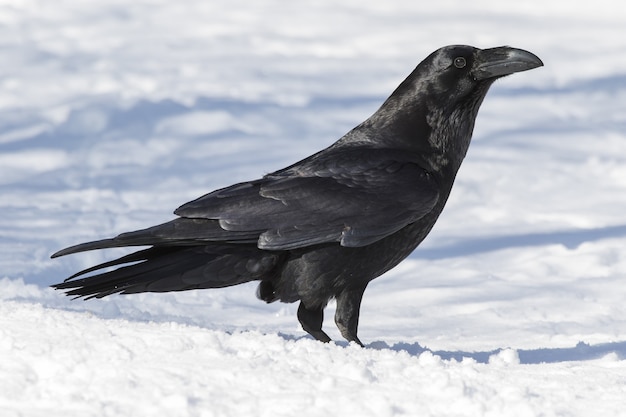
[51,45,542,345]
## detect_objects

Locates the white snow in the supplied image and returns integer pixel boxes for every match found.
[1,1,626,416]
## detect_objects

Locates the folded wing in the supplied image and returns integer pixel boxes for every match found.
[176,148,440,250]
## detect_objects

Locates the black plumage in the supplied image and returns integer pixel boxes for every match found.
[52,45,543,345]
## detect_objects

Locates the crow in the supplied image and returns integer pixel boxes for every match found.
[52,45,543,346]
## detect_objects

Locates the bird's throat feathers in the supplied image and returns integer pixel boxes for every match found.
[424,79,493,172]
[423,100,479,172]
[357,81,491,175]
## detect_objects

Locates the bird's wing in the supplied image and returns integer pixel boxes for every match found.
[175,148,440,250]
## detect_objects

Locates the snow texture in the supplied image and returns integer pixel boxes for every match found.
[1,1,626,416]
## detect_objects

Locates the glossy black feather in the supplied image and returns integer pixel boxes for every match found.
[177,148,440,249]
[51,45,543,345]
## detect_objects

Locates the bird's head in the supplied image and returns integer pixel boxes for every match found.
[421,45,543,101]
[366,45,543,173]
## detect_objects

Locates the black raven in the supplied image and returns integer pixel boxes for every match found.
[52,45,543,345]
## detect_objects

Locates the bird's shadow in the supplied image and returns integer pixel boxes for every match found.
[369,340,626,364]
[278,334,626,364]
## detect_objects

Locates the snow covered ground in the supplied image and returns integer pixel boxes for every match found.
[2,0,626,415]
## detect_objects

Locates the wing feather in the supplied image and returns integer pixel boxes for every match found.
[175,148,440,250]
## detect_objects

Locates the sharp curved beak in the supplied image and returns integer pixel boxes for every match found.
[472,46,543,80]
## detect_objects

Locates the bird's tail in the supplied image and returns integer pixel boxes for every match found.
[52,244,283,299]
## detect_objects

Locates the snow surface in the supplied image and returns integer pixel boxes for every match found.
[2,1,626,416]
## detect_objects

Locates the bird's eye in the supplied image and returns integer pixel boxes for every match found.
[453,57,467,69]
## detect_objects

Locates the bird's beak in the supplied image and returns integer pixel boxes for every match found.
[472,46,543,80]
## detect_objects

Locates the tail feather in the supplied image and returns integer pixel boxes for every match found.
[53,246,191,299]
[51,238,122,259]
[52,244,283,299]
[62,246,168,281]
[51,217,260,259]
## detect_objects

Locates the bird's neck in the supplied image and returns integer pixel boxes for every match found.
[348,102,474,177]
[423,104,477,173]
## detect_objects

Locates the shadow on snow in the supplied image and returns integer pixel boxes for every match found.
[373,339,626,364]
[279,333,626,364]
[414,224,626,260]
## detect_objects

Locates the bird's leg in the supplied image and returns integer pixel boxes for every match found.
[334,285,367,347]
[297,301,331,343]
